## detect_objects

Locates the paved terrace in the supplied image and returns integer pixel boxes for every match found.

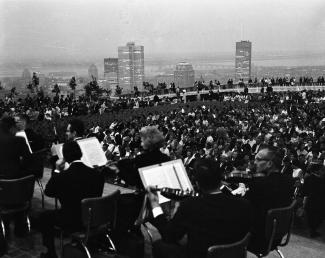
[3,168,325,258]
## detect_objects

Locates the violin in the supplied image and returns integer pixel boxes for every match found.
[224,171,265,184]
[151,183,237,201]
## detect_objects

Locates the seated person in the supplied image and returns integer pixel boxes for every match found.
[147,158,253,258]
[245,146,294,254]
[39,141,104,258]
[0,116,32,179]
[117,126,170,188]
[301,163,325,238]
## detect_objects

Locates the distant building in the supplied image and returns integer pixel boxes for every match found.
[88,64,98,80]
[104,58,118,90]
[48,71,77,80]
[174,62,195,88]
[235,40,252,82]
[118,42,144,92]
[21,69,32,87]
[155,74,174,85]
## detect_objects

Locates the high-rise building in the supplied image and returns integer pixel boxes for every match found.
[104,58,118,90]
[235,40,252,82]
[88,64,98,80]
[174,62,195,88]
[118,42,144,92]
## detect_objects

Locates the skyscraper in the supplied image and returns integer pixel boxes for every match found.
[118,42,144,92]
[104,58,118,90]
[88,64,98,80]
[235,41,252,82]
[174,62,195,88]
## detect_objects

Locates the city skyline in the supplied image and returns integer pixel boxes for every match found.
[1,0,325,64]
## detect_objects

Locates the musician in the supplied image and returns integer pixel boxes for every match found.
[147,159,253,258]
[245,146,295,254]
[50,118,85,173]
[39,141,104,258]
[0,117,33,240]
[301,163,325,238]
[65,118,85,141]
[0,116,32,179]
[15,114,46,178]
[117,126,170,188]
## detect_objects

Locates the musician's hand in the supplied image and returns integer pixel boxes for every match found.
[146,186,160,209]
[55,158,66,171]
[231,183,248,196]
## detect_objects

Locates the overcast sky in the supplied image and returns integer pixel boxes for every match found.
[1,0,325,62]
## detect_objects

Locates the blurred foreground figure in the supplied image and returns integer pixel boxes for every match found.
[147,159,253,258]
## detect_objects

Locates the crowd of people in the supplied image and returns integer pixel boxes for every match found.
[1,87,325,257]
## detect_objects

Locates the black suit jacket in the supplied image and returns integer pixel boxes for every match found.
[118,149,170,188]
[0,134,32,179]
[45,162,104,227]
[245,172,294,251]
[152,193,253,258]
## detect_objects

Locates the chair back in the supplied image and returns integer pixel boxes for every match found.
[0,175,35,205]
[81,190,120,231]
[264,200,296,254]
[207,233,250,258]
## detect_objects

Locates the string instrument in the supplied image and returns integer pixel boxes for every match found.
[150,184,237,201]
[224,171,265,184]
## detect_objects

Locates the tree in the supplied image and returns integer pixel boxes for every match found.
[52,83,60,95]
[0,81,3,90]
[115,85,122,96]
[9,87,17,98]
[32,72,39,91]
[27,82,34,93]
[84,76,102,100]
[69,76,77,98]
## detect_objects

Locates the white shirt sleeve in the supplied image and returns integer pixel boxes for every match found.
[152,207,164,218]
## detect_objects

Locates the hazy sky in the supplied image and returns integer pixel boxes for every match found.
[1,0,325,62]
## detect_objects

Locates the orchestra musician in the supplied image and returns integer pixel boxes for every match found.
[50,118,85,173]
[117,126,170,189]
[244,146,295,254]
[0,116,33,179]
[147,158,253,258]
[39,141,104,258]
[0,116,33,243]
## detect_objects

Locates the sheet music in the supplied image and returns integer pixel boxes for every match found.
[53,137,107,167]
[77,137,107,167]
[16,131,33,153]
[139,159,193,204]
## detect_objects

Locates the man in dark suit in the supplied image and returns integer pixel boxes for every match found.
[147,159,253,258]
[0,116,32,179]
[0,117,33,244]
[39,141,104,258]
[246,146,294,254]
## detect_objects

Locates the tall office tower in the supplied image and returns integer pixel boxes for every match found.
[88,64,99,80]
[235,40,252,82]
[118,42,144,92]
[21,68,32,87]
[174,62,195,88]
[104,58,118,90]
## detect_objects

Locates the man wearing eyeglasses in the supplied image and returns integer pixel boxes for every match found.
[245,146,294,254]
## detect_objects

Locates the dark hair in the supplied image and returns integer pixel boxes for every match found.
[193,159,223,191]
[69,119,85,137]
[0,116,16,135]
[62,141,82,163]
